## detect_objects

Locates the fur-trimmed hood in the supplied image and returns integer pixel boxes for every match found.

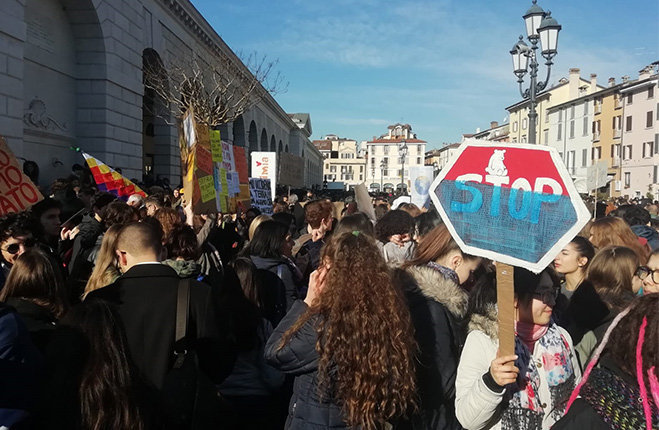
[404,265,469,318]
[467,304,498,341]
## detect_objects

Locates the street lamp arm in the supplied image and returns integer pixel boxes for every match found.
[519,80,529,99]
[537,61,553,91]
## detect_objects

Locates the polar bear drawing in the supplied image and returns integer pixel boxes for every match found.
[485,149,508,176]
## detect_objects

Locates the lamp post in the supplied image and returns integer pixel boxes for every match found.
[433,161,439,178]
[510,0,561,144]
[380,159,386,192]
[399,140,408,195]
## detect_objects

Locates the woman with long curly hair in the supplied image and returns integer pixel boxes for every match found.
[588,216,650,263]
[265,231,417,429]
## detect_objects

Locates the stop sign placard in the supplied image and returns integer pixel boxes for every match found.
[429,140,590,273]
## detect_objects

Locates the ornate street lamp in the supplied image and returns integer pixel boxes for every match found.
[399,140,408,195]
[510,0,561,144]
[380,159,386,192]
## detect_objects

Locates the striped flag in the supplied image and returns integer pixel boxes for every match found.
[82,153,146,200]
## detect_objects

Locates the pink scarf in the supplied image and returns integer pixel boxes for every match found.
[515,320,549,352]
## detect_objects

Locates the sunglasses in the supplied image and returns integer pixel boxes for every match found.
[635,266,659,283]
[2,238,36,255]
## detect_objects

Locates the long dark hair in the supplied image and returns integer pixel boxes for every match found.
[62,300,149,430]
[0,248,68,318]
[218,262,260,351]
[249,220,288,259]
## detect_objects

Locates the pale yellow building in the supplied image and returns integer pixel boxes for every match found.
[507,68,600,145]
[592,78,625,196]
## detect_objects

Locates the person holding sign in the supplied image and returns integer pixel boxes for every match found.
[455,267,581,430]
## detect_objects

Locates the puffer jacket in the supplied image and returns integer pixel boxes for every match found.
[393,265,469,430]
[455,307,581,430]
[265,301,348,429]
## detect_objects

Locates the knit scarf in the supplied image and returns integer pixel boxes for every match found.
[426,262,459,285]
[501,323,577,430]
[515,320,549,352]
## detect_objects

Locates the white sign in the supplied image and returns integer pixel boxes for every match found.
[409,166,434,208]
[251,152,277,199]
[586,161,609,192]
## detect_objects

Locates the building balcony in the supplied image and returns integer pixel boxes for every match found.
[611,156,621,167]
[614,129,622,139]
[592,132,600,142]
[594,104,602,114]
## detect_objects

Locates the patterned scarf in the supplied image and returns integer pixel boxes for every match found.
[501,323,577,430]
[426,262,459,285]
[580,367,659,429]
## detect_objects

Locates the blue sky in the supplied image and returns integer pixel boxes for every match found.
[192,0,657,150]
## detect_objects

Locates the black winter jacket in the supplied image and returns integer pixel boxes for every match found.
[251,255,298,311]
[265,301,349,429]
[393,265,469,430]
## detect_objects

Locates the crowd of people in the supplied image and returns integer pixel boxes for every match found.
[0,169,658,429]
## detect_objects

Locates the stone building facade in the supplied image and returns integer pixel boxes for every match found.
[1,0,322,188]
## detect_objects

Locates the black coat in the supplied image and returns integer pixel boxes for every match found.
[87,263,235,389]
[556,281,609,345]
[251,255,298,311]
[3,298,56,353]
[265,301,348,429]
[393,266,469,430]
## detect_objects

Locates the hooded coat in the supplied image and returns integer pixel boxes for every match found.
[393,265,469,430]
[455,306,581,430]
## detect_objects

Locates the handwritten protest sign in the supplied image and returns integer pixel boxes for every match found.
[249,178,273,215]
[429,139,590,355]
[0,137,43,215]
[198,175,216,202]
[210,130,222,162]
[409,166,434,208]
[251,152,277,200]
[196,145,213,175]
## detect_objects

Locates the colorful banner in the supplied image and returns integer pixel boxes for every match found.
[249,178,273,215]
[0,137,44,215]
[82,153,146,201]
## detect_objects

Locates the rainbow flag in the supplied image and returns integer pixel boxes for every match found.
[82,153,146,200]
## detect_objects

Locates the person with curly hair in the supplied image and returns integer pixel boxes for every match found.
[265,231,417,429]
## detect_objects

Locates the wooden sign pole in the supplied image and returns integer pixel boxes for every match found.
[496,263,515,357]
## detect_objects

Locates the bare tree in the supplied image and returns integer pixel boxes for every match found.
[143,50,287,127]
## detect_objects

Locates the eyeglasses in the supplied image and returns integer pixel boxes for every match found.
[1,238,36,255]
[635,266,659,283]
[533,291,557,304]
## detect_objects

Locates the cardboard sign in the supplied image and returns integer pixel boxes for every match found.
[0,137,43,215]
[354,183,376,221]
[179,115,220,214]
[429,140,590,273]
[409,166,434,208]
[210,130,222,162]
[429,139,590,355]
[251,152,277,199]
[233,146,249,183]
[196,145,214,175]
[278,152,304,187]
[198,175,216,202]
[221,142,236,171]
[249,178,273,215]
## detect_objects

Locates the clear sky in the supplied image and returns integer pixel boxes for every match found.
[191,0,657,149]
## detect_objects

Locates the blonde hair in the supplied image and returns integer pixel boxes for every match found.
[83,224,122,299]
[248,214,271,241]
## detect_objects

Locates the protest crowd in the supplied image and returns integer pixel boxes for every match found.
[0,160,658,430]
